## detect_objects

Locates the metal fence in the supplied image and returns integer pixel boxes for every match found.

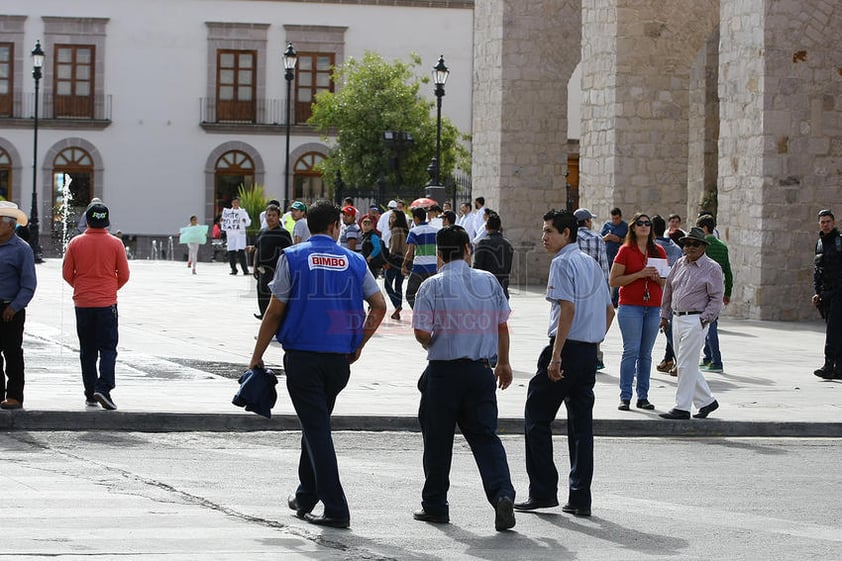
[4,92,112,121]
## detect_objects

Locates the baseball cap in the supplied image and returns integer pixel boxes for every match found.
[290,201,307,212]
[86,203,110,228]
[341,205,356,217]
[387,200,398,209]
[574,208,596,221]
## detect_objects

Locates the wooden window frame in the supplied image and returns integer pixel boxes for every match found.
[54,44,95,118]
[215,49,257,123]
[0,42,13,117]
[294,52,334,124]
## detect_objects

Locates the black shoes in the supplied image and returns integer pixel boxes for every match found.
[561,503,591,516]
[254,313,263,320]
[617,400,630,411]
[636,399,655,410]
[815,363,842,379]
[693,400,719,419]
[303,513,350,529]
[659,408,691,420]
[413,509,449,524]
[513,497,559,511]
[495,497,516,531]
[287,495,308,519]
[93,391,117,410]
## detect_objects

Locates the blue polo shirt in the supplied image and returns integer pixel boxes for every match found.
[412,260,510,361]
[546,243,611,343]
[0,233,36,312]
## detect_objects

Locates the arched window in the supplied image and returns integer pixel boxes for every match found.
[293,152,326,202]
[0,147,10,201]
[214,150,254,216]
[52,147,94,234]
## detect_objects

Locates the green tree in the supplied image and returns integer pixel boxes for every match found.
[308,51,469,196]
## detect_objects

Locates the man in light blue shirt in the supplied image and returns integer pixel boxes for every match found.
[515,209,614,518]
[411,225,516,532]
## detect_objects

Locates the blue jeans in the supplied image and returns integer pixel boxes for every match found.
[703,319,722,367]
[75,305,119,399]
[383,266,404,310]
[617,304,660,401]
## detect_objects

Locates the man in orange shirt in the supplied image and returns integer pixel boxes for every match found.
[63,203,130,410]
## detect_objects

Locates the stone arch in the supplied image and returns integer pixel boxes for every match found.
[40,137,104,235]
[203,140,265,224]
[0,138,22,206]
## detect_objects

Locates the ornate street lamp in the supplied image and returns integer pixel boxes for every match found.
[431,55,449,187]
[282,43,297,210]
[30,41,45,263]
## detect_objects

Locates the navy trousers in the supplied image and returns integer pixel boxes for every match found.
[75,305,119,399]
[417,360,515,516]
[0,305,25,403]
[284,350,351,520]
[523,339,596,509]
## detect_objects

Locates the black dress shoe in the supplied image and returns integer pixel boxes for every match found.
[561,503,591,516]
[304,513,350,528]
[693,400,719,419]
[413,509,449,524]
[254,313,263,320]
[495,497,516,531]
[513,497,559,511]
[659,408,691,420]
[617,400,630,411]
[636,399,655,410]
[287,495,309,519]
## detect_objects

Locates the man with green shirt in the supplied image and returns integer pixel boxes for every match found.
[696,214,732,373]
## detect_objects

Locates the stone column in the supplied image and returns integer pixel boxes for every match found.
[687,29,720,222]
[472,0,580,285]
[719,0,842,319]
[580,0,719,218]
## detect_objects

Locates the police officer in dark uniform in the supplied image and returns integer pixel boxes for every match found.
[813,209,842,380]
[411,225,517,531]
[249,200,386,528]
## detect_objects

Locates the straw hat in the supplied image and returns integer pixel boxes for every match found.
[0,201,28,226]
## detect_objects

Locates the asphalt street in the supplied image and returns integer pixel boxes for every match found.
[2,431,840,560]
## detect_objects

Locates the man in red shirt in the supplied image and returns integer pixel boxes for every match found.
[62,203,130,410]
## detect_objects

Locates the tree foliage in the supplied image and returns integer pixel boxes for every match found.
[308,52,469,196]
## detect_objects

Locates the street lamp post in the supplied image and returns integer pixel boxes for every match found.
[432,55,449,187]
[30,41,44,263]
[282,43,297,210]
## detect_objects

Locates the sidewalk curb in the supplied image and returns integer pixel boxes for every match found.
[3,411,841,437]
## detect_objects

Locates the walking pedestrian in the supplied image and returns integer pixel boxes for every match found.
[515,209,614,517]
[659,227,724,419]
[0,202,36,410]
[249,200,386,529]
[411,225,517,531]
[62,203,130,410]
[252,203,291,320]
[384,209,409,320]
[402,207,438,309]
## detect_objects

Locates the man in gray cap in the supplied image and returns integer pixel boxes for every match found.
[658,227,723,420]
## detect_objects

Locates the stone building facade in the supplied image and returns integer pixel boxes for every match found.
[472,0,842,320]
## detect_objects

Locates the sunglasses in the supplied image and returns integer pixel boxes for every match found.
[683,241,704,248]
[634,220,652,227]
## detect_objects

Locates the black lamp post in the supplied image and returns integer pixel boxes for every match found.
[30,41,44,263]
[282,43,297,210]
[431,55,449,186]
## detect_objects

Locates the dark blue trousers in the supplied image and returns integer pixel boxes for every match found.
[417,360,515,516]
[75,305,119,399]
[524,339,596,509]
[284,350,351,520]
[0,305,25,403]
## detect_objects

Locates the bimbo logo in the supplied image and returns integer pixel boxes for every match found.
[309,253,348,271]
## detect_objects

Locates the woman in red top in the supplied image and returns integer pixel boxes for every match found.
[609,213,667,411]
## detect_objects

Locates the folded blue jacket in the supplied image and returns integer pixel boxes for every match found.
[232,367,278,418]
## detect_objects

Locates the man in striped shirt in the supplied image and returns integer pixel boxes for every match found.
[402,207,439,309]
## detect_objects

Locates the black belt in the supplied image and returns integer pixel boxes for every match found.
[673,310,702,316]
[431,358,491,368]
